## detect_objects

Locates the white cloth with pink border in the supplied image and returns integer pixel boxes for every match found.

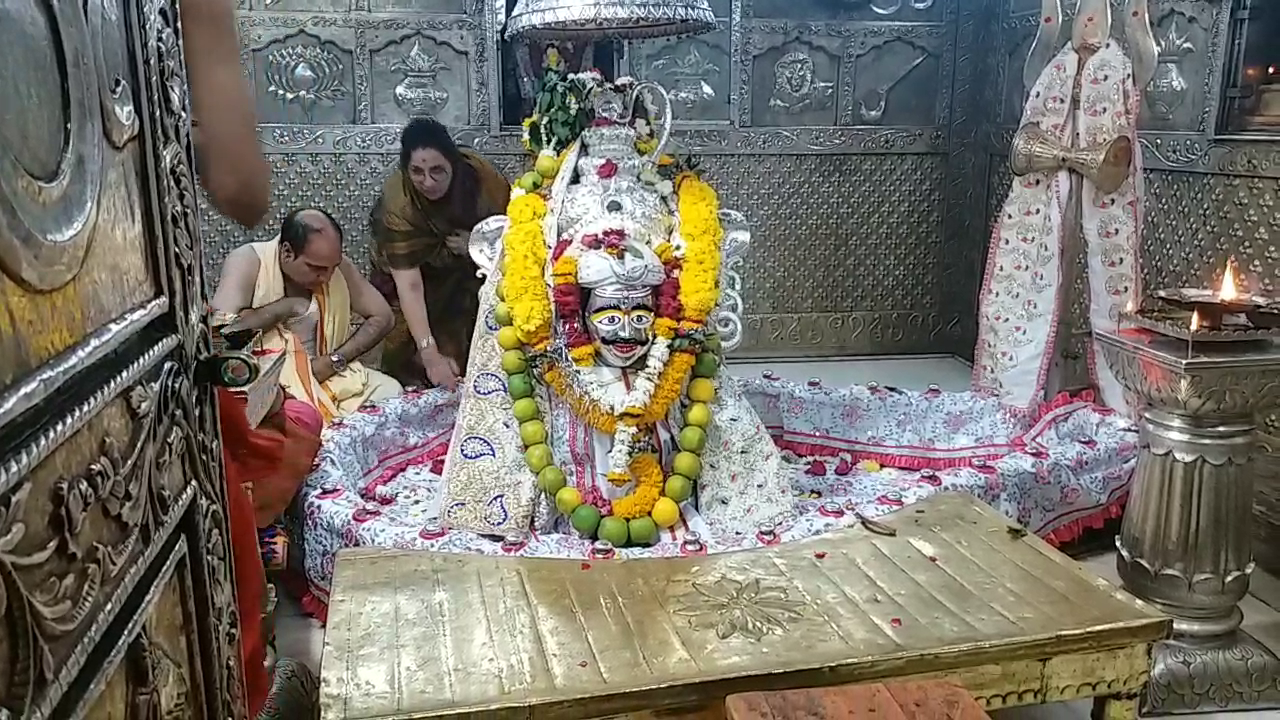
[295,377,1136,614]
[972,39,1141,413]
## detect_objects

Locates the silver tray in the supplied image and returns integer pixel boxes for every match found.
[1123,311,1280,343]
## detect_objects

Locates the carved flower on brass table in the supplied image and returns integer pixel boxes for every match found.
[265,44,349,117]
[670,576,804,641]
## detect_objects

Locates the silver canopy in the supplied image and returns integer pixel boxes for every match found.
[505,0,716,41]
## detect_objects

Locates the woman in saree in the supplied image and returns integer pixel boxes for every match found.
[369,117,511,389]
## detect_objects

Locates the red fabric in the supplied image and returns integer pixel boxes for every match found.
[247,399,322,528]
[217,388,274,717]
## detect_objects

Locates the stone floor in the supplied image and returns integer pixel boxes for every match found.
[277,355,1280,718]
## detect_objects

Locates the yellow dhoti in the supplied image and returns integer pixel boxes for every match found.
[249,238,402,424]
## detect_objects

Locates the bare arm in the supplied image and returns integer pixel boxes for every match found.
[210,247,305,331]
[336,259,394,361]
[182,0,270,228]
[390,267,434,351]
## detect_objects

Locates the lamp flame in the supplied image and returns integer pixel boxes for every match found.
[1219,258,1240,302]
[1190,310,1201,332]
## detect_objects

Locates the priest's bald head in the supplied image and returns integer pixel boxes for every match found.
[279,207,344,291]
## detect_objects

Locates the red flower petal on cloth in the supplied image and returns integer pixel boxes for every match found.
[581,562,591,570]
[813,551,827,559]
[597,159,618,179]
[890,617,902,627]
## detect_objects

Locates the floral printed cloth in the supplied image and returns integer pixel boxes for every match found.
[297,377,1137,609]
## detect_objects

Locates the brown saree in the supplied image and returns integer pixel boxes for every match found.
[369,149,510,386]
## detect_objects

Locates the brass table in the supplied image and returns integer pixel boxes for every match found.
[318,493,1169,720]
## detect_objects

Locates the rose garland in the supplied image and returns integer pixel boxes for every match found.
[494,143,726,547]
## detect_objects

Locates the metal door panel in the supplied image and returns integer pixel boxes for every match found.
[0,0,245,717]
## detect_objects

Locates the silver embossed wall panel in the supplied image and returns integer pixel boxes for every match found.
[203,0,977,358]
[202,152,957,357]
[960,0,1280,367]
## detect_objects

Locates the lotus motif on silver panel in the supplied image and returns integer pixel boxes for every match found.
[265,44,348,117]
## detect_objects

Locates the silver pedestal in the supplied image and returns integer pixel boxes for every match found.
[1098,329,1280,715]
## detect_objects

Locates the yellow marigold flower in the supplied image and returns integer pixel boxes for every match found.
[569,345,595,366]
[501,219,552,346]
[675,175,722,324]
[508,193,547,225]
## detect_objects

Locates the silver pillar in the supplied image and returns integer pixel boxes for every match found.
[1098,328,1280,715]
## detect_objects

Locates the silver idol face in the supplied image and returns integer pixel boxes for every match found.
[584,288,656,368]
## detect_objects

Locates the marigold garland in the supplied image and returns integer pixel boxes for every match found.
[542,349,696,435]
[675,174,723,324]
[502,195,553,347]
[611,453,665,519]
[493,146,726,545]
[543,366,618,433]
[621,350,695,425]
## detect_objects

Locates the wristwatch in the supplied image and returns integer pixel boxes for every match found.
[329,352,348,373]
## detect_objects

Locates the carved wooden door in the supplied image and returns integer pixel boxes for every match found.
[0,0,246,718]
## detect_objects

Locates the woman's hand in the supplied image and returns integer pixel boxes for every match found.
[420,346,460,390]
[444,231,470,255]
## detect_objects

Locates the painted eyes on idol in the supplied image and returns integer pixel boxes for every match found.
[590,309,655,328]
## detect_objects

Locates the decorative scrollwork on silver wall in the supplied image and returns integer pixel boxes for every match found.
[137,0,245,715]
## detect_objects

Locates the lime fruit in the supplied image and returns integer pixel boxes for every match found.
[664,474,693,503]
[628,517,659,546]
[704,333,722,352]
[496,326,522,350]
[598,516,629,547]
[678,426,707,453]
[672,451,702,480]
[684,402,712,428]
[507,372,533,399]
[524,443,552,473]
[537,465,567,495]
[534,151,560,179]
[516,171,543,192]
[651,497,680,528]
[519,419,547,447]
[495,283,506,301]
[512,397,539,423]
[570,504,602,537]
[693,352,719,378]
[687,377,715,403]
[501,349,528,375]
[554,486,582,515]
[493,302,513,326]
